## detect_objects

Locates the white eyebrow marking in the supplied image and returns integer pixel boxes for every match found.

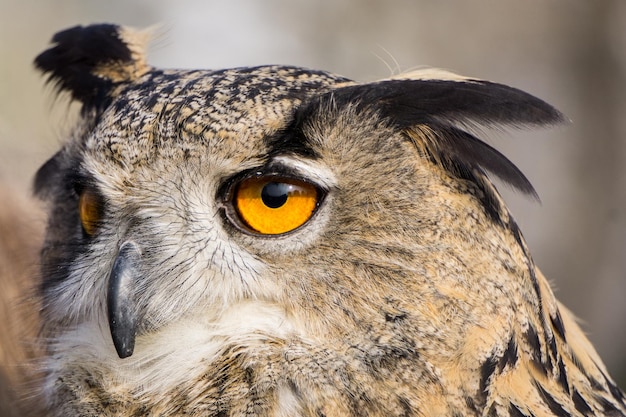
[270,156,338,189]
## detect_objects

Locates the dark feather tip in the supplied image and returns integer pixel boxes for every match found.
[34,24,134,108]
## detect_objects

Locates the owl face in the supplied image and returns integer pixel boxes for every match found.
[37,66,347,352]
[34,24,626,417]
[37,59,543,352]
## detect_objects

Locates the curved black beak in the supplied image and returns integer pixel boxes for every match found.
[107,241,142,359]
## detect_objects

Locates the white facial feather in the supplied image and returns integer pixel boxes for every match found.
[46,300,300,398]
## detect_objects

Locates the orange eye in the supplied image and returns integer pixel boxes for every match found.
[78,190,102,236]
[234,177,319,235]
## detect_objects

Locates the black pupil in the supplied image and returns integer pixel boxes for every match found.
[261,182,290,208]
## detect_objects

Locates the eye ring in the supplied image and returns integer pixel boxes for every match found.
[229,174,323,236]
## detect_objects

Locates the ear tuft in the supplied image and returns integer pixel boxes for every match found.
[34,24,152,111]
[321,77,566,198]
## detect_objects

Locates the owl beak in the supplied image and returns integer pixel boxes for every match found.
[107,240,142,359]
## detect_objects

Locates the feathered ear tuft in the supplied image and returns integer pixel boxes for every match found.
[34,24,152,112]
[331,76,566,130]
[324,74,566,198]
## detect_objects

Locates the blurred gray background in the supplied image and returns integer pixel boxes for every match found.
[1,0,624,387]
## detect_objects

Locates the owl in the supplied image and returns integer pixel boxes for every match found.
[30,24,625,416]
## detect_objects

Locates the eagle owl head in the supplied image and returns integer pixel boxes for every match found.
[32,24,625,416]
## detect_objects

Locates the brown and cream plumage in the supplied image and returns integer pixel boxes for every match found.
[27,24,625,416]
